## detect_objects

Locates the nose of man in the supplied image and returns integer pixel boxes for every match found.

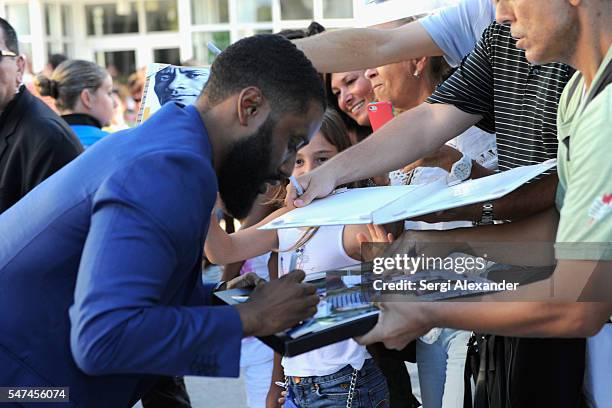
[495,1,515,26]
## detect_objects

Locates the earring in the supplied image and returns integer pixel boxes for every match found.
[413,70,420,78]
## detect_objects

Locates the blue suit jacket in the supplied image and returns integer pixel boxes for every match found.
[0,104,242,407]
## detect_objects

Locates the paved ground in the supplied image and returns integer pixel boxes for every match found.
[133,376,248,408]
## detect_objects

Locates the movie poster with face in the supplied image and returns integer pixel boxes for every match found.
[354,0,459,26]
[138,63,210,123]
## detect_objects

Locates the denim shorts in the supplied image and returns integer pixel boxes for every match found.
[287,359,390,408]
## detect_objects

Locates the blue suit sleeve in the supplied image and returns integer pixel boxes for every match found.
[187,281,217,306]
[69,152,242,377]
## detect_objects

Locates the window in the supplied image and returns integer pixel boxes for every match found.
[61,5,73,37]
[5,3,30,36]
[236,28,272,38]
[145,0,178,32]
[323,0,353,19]
[101,50,136,80]
[280,0,313,20]
[153,48,181,65]
[44,4,54,36]
[237,0,272,23]
[86,3,139,36]
[192,31,230,65]
[62,42,73,58]
[19,42,32,59]
[191,0,228,25]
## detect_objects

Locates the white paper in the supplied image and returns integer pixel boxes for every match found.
[260,185,421,229]
[375,160,557,222]
[260,160,556,230]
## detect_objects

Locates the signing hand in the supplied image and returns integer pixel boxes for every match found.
[285,166,338,209]
[236,270,319,337]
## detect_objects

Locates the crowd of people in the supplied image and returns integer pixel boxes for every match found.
[0,0,610,407]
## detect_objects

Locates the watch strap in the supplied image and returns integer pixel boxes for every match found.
[475,202,494,226]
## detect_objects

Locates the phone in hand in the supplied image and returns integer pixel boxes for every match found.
[367,101,394,132]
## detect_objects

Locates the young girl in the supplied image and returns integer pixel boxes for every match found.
[205,109,390,408]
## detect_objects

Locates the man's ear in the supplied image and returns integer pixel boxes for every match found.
[80,88,93,110]
[15,55,26,85]
[237,86,264,126]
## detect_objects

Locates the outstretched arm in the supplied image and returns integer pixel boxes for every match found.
[288,103,481,208]
[358,299,612,351]
[294,21,441,73]
[205,207,290,265]
[356,208,612,347]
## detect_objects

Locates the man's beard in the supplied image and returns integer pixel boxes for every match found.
[217,116,278,219]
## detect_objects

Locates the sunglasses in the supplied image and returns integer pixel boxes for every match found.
[0,49,18,63]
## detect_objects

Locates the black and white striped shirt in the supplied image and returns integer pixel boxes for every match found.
[427,23,574,171]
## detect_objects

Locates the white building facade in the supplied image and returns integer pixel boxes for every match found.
[0,0,356,76]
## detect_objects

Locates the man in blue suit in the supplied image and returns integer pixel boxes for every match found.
[0,35,324,407]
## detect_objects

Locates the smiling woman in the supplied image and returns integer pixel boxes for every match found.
[330,70,375,127]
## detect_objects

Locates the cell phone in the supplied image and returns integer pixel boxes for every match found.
[367,101,394,132]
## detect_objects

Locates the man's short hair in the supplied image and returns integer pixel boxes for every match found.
[202,34,325,115]
[0,18,19,54]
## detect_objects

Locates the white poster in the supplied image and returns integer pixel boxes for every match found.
[138,63,210,123]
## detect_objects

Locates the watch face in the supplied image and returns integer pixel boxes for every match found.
[452,159,471,181]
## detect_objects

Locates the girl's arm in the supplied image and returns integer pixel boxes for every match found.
[204,207,291,265]
[222,197,279,281]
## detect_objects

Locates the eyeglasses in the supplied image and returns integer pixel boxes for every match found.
[0,50,17,63]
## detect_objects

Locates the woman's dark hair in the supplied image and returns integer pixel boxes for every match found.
[35,59,108,111]
[426,56,453,85]
[318,108,353,154]
[277,21,326,40]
